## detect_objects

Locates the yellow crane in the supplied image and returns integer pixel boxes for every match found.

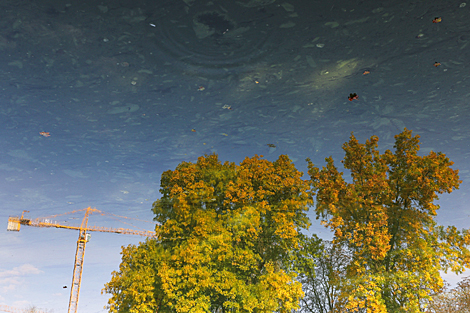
[6,207,156,313]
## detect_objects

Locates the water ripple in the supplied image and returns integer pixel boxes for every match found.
[152,1,279,78]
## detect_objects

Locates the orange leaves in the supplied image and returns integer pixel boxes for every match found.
[256,263,304,312]
[106,136,466,313]
[307,129,465,312]
[146,153,312,312]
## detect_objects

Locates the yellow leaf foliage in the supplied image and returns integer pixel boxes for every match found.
[102,239,169,313]
[307,129,469,312]
[105,154,311,313]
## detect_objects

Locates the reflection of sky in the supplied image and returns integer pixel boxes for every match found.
[1,0,469,311]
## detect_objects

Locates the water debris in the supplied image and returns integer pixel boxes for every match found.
[39,132,51,137]
[236,0,276,8]
[348,93,359,101]
[106,104,139,114]
[281,3,295,12]
[280,21,296,28]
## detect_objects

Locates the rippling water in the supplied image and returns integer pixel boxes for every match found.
[152,1,280,77]
[1,0,469,311]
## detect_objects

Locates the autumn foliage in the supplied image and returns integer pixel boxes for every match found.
[104,154,311,313]
[104,129,470,313]
[307,128,470,312]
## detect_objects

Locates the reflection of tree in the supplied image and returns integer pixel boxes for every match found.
[104,154,311,313]
[25,306,52,313]
[295,237,362,313]
[307,129,469,312]
[426,276,470,313]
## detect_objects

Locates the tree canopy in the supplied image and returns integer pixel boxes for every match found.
[307,128,470,312]
[104,129,470,313]
[103,238,171,313]
[104,154,311,313]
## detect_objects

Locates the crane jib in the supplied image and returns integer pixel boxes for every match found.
[6,207,156,313]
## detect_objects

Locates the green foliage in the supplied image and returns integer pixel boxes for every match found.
[104,154,311,313]
[307,128,469,312]
[103,239,171,313]
[105,130,470,313]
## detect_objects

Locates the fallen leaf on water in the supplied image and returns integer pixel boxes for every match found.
[348,93,359,101]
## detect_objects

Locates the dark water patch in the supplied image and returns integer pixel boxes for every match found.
[151,1,281,79]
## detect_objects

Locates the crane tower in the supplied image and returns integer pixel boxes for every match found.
[7,207,156,313]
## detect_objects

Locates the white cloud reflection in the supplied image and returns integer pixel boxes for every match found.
[0,264,43,293]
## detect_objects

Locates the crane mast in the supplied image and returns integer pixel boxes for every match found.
[68,208,91,313]
[7,207,156,313]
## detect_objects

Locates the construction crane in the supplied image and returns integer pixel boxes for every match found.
[6,207,156,313]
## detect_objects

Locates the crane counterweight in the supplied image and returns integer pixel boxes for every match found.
[7,216,21,231]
